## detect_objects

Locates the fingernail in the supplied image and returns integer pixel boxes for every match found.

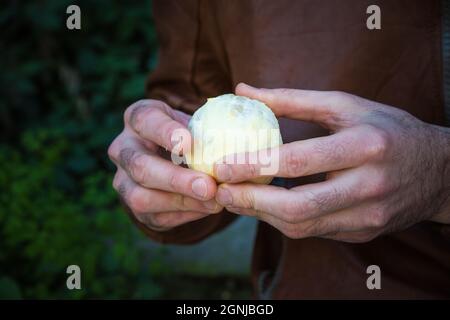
[191,178,208,198]
[217,187,232,206]
[216,164,231,182]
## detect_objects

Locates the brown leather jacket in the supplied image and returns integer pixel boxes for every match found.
[132,0,450,298]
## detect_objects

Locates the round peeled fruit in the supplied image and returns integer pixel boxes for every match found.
[185,94,283,184]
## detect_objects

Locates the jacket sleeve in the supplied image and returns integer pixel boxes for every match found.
[145,0,231,112]
[129,0,236,245]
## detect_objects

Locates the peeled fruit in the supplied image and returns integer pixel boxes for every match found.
[185,94,283,184]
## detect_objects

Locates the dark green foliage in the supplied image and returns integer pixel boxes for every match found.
[0,0,164,299]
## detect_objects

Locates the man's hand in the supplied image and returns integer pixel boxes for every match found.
[214,83,450,242]
[108,100,222,231]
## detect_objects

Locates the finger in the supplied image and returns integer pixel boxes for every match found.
[291,209,374,239]
[172,109,192,127]
[297,203,388,241]
[216,169,371,223]
[125,99,191,152]
[228,202,381,241]
[224,206,283,231]
[318,200,391,234]
[214,125,381,182]
[118,141,217,200]
[113,169,222,214]
[235,83,367,130]
[226,206,313,240]
[139,211,212,231]
[108,131,157,168]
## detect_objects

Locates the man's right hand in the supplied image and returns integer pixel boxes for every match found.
[108,100,222,231]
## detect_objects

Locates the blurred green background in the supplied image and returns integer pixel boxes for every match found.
[0,0,252,299]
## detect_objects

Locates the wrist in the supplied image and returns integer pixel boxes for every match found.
[430,125,450,223]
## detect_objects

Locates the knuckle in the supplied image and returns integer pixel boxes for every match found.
[135,110,152,134]
[284,149,307,176]
[280,224,310,240]
[125,100,146,124]
[328,91,352,105]
[300,218,328,237]
[137,213,159,227]
[112,173,121,191]
[321,91,357,126]
[119,147,135,169]
[230,161,258,181]
[130,154,149,185]
[149,212,180,230]
[128,189,149,214]
[304,187,342,215]
[161,121,181,146]
[274,88,293,97]
[300,190,323,214]
[367,207,388,228]
[366,126,390,159]
[211,204,224,214]
[327,187,346,210]
[148,213,166,228]
[173,193,187,210]
[168,171,181,192]
[367,172,390,198]
[264,88,289,106]
[240,190,256,209]
[280,201,304,223]
[124,106,133,124]
[284,213,300,224]
[133,213,146,224]
[131,104,154,133]
[246,162,258,178]
[281,228,302,239]
[107,139,120,161]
